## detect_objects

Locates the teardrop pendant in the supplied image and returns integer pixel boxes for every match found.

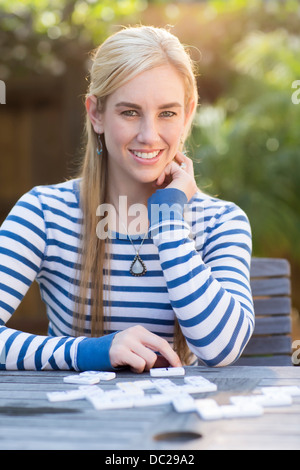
[130,254,147,276]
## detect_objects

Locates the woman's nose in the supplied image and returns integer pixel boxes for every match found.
[137,117,160,146]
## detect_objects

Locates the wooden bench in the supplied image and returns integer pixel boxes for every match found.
[235,257,292,366]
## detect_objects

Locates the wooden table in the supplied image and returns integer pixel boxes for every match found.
[0,366,299,451]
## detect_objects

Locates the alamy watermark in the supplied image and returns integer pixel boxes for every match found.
[95,196,204,241]
[0,80,6,104]
[292,340,300,366]
[291,80,300,105]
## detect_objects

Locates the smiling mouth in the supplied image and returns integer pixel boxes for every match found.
[130,149,161,160]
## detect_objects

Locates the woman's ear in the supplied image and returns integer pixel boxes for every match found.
[85,95,104,134]
[181,99,196,142]
[184,99,196,127]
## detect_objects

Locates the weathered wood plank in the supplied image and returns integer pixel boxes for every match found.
[254,316,291,335]
[197,413,300,450]
[242,335,291,356]
[253,297,291,315]
[250,258,291,278]
[0,367,299,450]
[250,277,291,296]
[235,355,292,366]
[243,257,293,366]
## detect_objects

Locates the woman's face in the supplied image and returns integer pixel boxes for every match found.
[90,64,193,190]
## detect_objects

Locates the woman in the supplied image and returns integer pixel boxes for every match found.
[0,26,254,372]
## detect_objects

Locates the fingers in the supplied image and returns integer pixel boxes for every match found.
[109,326,182,373]
[155,152,197,201]
[174,151,194,175]
[143,332,182,369]
[156,152,194,187]
[155,167,167,187]
[118,348,154,374]
[128,342,159,373]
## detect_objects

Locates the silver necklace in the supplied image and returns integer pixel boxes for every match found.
[122,223,147,276]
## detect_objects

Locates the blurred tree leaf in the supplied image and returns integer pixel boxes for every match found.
[1,0,300,264]
[189,28,300,261]
[0,0,147,77]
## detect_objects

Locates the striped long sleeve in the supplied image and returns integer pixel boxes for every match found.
[0,180,254,370]
[0,185,84,370]
[148,188,254,367]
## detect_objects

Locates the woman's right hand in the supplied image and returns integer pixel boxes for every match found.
[109,325,182,373]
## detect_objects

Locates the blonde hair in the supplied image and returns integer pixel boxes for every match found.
[75,25,199,364]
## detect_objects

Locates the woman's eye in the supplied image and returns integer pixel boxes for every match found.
[122,110,138,117]
[160,111,176,118]
[121,110,176,118]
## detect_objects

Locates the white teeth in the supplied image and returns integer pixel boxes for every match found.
[131,150,160,159]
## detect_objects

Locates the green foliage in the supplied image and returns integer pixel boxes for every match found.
[189,28,300,261]
[0,0,147,77]
[1,0,299,263]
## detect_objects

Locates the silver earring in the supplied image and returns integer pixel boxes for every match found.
[96,134,103,156]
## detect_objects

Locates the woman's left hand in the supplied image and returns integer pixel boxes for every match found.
[155,152,198,201]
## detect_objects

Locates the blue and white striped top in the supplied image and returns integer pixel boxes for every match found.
[0,179,254,370]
